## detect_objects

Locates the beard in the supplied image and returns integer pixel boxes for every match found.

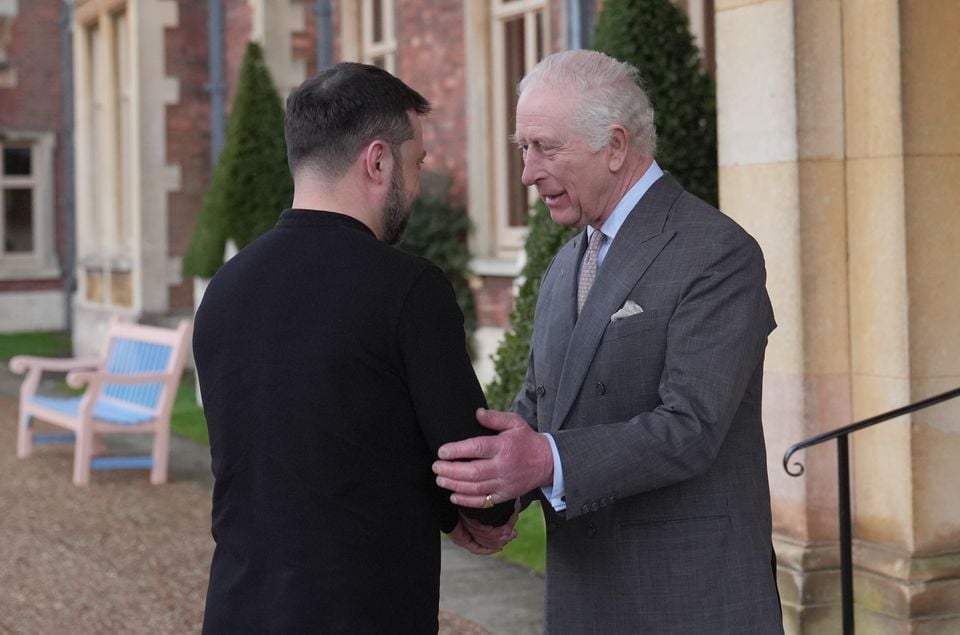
[381,164,413,245]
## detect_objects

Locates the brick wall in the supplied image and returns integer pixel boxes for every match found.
[395,0,468,206]
[165,0,212,312]
[223,0,252,108]
[474,275,515,329]
[0,0,65,294]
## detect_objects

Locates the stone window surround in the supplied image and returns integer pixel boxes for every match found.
[72,0,181,317]
[0,130,60,280]
[466,0,549,271]
[75,6,134,310]
[340,0,397,74]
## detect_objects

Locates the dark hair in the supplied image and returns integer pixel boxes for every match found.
[285,62,431,178]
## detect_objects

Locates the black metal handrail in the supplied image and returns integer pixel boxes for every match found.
[782,386,960,635]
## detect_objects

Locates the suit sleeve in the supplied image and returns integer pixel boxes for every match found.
[397,265,515,530]
[552,227,775,519]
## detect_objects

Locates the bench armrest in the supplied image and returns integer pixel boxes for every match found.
[9,355,100,375]
[66,370,174,389]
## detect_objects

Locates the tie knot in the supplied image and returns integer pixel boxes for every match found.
[587,230,605,253]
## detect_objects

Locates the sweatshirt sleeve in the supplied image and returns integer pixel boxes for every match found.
[397,264,515,530]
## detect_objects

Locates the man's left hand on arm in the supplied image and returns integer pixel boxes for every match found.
[433,408,553,508]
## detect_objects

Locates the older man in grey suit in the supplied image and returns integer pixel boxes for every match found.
[434,50,783,633]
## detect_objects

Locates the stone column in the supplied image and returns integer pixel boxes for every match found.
[248,0,306,98]
[716,0,960,632]
[846,0,960,631]
[716,0,852,630]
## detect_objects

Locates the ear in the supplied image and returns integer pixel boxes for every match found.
[362,140,391,185]
[606,125,628,172]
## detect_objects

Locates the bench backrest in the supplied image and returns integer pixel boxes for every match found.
[98,318,191,414]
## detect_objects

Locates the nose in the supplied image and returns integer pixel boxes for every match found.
[520,154,540,187]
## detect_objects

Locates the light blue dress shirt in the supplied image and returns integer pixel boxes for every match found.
[540,161,664,511]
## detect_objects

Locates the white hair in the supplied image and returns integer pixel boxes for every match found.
[518,49,657,157]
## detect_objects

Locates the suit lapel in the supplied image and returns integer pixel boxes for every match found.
[534,233,583,410]
[554,231,585,342]
[549,175,683,431]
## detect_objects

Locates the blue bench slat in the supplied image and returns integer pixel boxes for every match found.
[91,456,154,470]
[29,396,155,425]
[34,433,77,444]
[104,339,172,409]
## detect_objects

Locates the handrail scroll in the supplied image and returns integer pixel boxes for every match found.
[782,386,960,635]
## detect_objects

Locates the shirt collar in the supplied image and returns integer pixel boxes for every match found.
[587,160,664,243]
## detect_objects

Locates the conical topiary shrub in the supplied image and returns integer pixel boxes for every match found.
[592,0,718,206]
[182,41,293,278]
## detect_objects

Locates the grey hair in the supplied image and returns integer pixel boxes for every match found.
[518,50,657,157]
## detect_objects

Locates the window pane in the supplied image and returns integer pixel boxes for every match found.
[504,17,527,227]
[535,11,544,60]
[3,146,31,176]
[372,0,383,44]
[4,188,34,253]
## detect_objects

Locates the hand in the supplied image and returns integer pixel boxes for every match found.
[433,408,554,508]
[448,518,502,556]
[459,505,520,551]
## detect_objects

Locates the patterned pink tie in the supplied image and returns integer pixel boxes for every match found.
[577,230,605,315]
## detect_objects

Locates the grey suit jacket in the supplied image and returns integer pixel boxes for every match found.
[515,175,783,634]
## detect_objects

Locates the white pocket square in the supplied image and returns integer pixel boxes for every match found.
[610,300,644,322]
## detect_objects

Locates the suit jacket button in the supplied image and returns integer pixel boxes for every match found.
[536,384,546,398]
[581,503,590,515]
[596,382,606,395]
[586,522,597,538]
[590,501,600,512]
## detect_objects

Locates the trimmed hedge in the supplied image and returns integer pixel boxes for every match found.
[593,0,718,206]
[485,202,578,411]
[182,42,293,278]
[396,176,478,357]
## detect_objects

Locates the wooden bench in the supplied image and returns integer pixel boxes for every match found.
[9,317,192,485]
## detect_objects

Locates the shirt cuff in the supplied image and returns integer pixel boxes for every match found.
[540,433,566,511]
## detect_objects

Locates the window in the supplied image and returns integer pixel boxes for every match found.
[467,0,550,260]
[676,0,715,74]
[77,7,135,308]
[0,133,58,278]
[341,0,397,74]
[0,1,16,87]
[495,5,545,230]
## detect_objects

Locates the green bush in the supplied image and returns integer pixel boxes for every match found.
[182,42,293,278]
[593,0,718,206]
[396,175,477,356]
[485,202,577,411]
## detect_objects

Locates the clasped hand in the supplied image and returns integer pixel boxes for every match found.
[449,507,519,555]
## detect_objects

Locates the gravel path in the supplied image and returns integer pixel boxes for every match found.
[0,395,512,633]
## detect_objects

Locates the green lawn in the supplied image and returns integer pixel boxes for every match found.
[171,373,208,445]
[497,502,546,574]
[0,330,72,360]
